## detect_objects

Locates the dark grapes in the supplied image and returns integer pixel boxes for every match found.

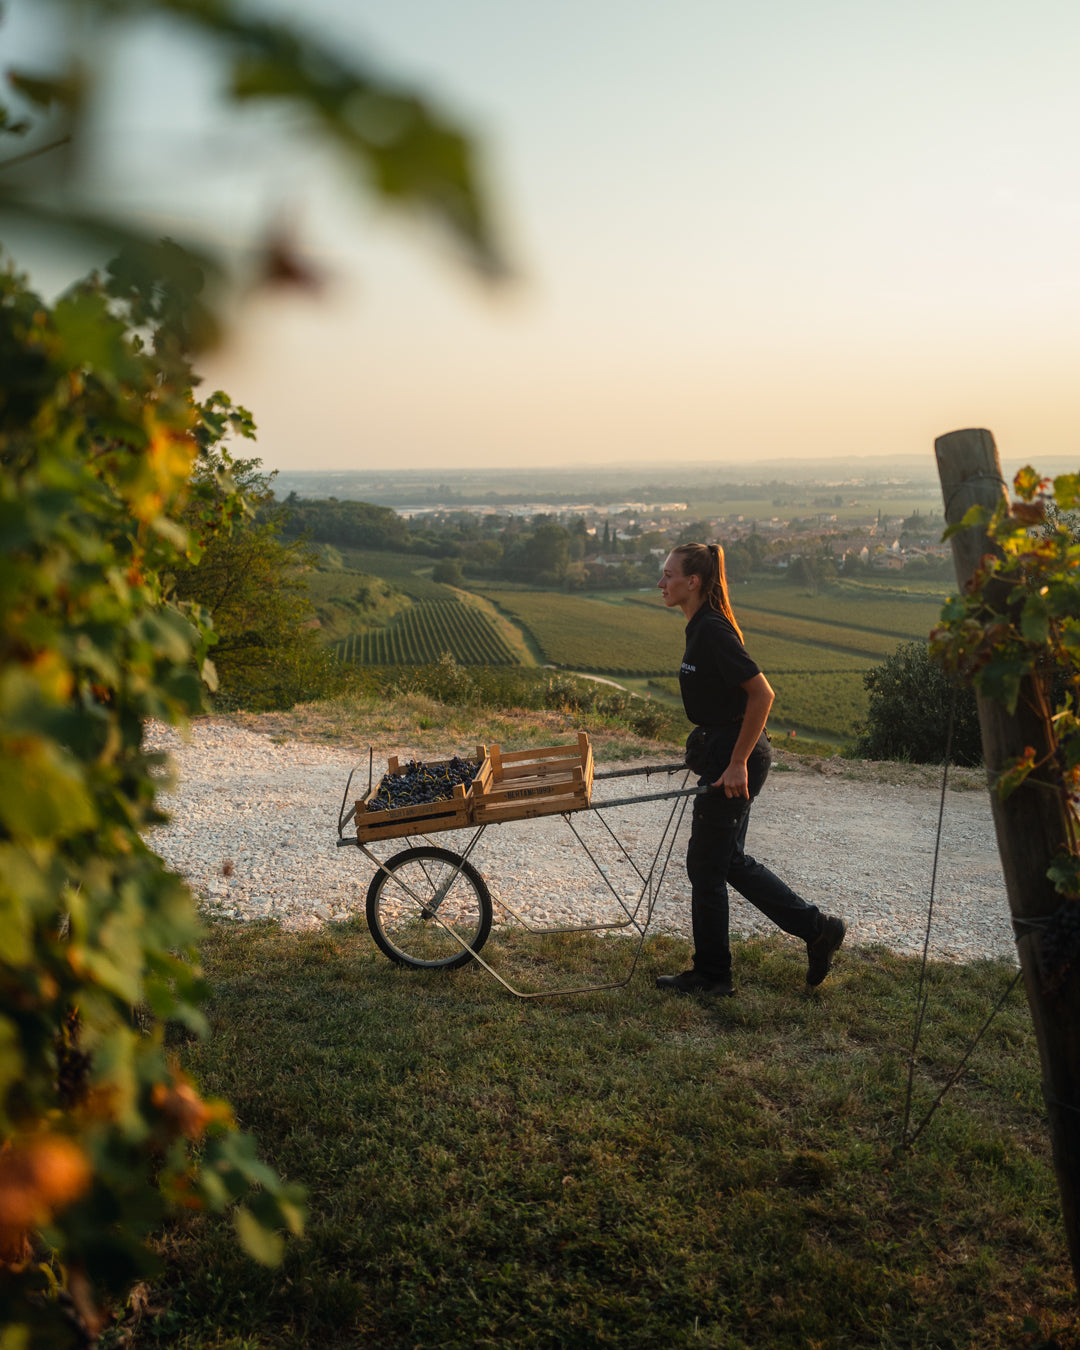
[1039,899,1080,992]
[367,756,480,813]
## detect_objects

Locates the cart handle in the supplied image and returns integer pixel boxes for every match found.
[337,767,358,837]
[592,761,687,781]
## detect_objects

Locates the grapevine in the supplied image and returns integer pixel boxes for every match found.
[931,465,1080,989]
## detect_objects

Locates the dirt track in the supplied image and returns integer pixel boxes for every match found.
[147,722,1014,965]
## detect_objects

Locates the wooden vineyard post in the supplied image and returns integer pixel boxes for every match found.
[935,426,1080,1293]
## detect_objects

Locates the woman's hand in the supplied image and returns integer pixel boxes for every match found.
[713,760,749,798]
[711,673,774,798]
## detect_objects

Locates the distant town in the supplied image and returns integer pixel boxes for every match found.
[272,458,973,582]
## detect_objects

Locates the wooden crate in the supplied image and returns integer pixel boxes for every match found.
[472,732,593,824]
[353,748,489,843]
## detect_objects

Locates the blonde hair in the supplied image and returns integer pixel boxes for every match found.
[670,542,743,639]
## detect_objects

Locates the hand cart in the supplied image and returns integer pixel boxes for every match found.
[335,736,709,999]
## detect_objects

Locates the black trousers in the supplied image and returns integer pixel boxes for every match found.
[686,733,823,980]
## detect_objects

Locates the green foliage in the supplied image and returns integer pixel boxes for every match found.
[169,457,348,711]
[431,558,465,588]
[361,658,685,743]
[0,0,507,291]
[281,502,655,588]
[516,519,571,584]
[0,257,303,1343]
[931,467,1080,910]
[303,567,405,641]
[0,2,516,1339]
[278,497,413,553]
[853,641,982,765]
[785,544,837,594]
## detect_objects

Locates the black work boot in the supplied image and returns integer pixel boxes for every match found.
[806,915,846,987]
[656,969,734,997]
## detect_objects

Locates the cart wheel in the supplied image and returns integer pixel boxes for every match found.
[365,846,493,970]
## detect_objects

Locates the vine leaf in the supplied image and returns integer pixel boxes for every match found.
[1054,473,1080,511]
[995,747,1037,801]
[978,653,1026,714]
[1019,594,1051,645]
[942,503,991,541]
[1013,465,1047,501]
[1048,852,1080,898]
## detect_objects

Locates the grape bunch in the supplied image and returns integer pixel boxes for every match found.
[1039,899,1080,993]
[367,756,481,812]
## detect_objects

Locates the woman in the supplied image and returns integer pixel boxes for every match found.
[655,542,845,996]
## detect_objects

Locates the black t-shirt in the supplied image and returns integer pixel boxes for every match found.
[678,605,760,727]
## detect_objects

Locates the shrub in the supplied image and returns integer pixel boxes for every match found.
[364,664,684,742]
[432,559,465,587]
[853,641,982,765]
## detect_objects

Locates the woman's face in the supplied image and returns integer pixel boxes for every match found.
[658,553,697,611]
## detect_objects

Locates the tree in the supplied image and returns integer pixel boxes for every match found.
[853,641,982,765]
[567,516,588,562]
[723,540,753,583]
[841,549,868,577]
[432,559,465,587]
[786,543,837,595]
[277,498,412,552]
[169,455,345,710]
[745,530,768,570]
[524,521,570,583]
[676,520,710,545]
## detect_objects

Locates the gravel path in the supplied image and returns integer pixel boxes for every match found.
[145,719,1016,965]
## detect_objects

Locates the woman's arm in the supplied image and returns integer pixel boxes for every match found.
[714,672,774,798]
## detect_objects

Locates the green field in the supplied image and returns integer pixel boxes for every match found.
[477,581,946,743]
[627,596,916,661]
[630,580,945,637]
[739,610,909,660]
[733,580,945,635]
[483,588,914,674]
[831,576,955,602]
[720,632,874,673]
[766,670,869,739]
[336,599,521,667]
[314,560,949,746]
[478,590,680,675]
[330,547,459,602]
[649,670,869,740]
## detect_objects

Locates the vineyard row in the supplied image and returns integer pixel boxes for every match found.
[336,601,520,667]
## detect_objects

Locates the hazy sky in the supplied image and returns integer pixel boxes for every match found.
[11,0,1080,472]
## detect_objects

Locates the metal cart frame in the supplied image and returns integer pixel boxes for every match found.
[336,761,708,999]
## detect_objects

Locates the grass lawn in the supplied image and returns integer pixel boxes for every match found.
[109,924,1077,1349]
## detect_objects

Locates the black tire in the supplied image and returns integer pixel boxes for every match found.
[365,846,493,970]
